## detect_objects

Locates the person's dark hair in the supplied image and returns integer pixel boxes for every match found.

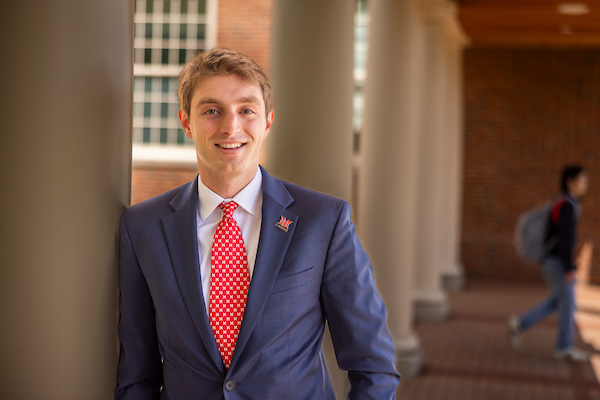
[560,165,585,193]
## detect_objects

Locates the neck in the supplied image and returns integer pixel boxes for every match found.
[199,168,258,199]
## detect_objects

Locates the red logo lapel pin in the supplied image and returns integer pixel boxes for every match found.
[275,216,294,232]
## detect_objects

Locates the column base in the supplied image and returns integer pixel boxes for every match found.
[442,262,465,292]
[442,271,465,292]
[394,333,422,379]
[413,290,450,322]
[397,346,423,379]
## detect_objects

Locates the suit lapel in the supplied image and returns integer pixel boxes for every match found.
[161,177,226,375]
[231,167,298,367]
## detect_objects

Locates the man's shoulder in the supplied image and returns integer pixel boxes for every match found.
[265,172,347,213]
[283,180,344,204]
[550,194,576,224]
[125,179,197,220]
[553,195,576,213]
[266,178,352,229]
[259,165,343,203]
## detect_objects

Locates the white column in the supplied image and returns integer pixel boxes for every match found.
[441,9,468,292]
[0,1,132,399]
[412,0,453,322]
[359,0,423,378]
[267,0,354,202]
[268,1,355,397]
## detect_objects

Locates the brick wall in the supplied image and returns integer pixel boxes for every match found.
[131,0,273,206]
[217,0,273,73]
[132,167,199,205]
[462,48,600,284]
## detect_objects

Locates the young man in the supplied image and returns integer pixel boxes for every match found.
[115,48,400,399]
[507,165,589,362]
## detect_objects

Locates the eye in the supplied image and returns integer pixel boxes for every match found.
[204,109,219,115]
[240,109,255,114]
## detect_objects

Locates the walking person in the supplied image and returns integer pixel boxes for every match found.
[507,165,589,362]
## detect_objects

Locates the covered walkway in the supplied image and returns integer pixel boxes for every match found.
[397,280,600,400]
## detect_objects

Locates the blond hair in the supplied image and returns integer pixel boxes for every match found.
[177,47,272,119]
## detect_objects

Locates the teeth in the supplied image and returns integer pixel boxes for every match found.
[218,143,243,149]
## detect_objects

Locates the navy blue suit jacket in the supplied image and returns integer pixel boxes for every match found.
[115,167,400,399]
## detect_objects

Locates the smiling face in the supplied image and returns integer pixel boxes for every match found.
[179,74,273,195]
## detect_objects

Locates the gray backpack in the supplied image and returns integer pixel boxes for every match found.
[514,200,559,264]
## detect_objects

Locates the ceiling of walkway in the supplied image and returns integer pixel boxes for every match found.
[458,0,600,47]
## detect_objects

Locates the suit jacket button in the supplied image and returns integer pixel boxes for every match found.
[225,380,236,391]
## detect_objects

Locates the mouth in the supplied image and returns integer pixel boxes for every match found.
[216,143,245,149]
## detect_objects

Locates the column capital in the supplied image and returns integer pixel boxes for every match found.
[445,2,470,49]
[419,0,470,49]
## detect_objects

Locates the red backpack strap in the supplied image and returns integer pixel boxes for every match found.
[550,195,569,225]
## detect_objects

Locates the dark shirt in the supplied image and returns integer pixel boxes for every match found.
[545,193,580,273]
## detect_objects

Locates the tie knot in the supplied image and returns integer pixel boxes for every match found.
[219,201,238,219]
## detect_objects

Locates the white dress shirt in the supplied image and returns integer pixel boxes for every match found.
[196,168,263,315]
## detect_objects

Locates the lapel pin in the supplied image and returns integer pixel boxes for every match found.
[275,216,294,232]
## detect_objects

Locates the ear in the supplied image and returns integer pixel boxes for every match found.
[264,110,274,138]
[178,109,193,139]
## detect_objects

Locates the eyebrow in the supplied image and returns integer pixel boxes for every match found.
[196,96,262,107]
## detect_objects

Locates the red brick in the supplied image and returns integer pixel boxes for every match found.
[462,49,600,284]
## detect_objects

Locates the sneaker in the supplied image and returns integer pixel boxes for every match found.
[553,346,590,362]
[506,315,521,350]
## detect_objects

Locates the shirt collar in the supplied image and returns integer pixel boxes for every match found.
[197,168,263,221]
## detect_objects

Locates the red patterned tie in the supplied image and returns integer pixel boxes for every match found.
[210,201,250,369]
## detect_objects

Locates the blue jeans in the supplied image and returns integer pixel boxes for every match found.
[519,256,576,351]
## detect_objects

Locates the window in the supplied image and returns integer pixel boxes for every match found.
[133,0,216,163]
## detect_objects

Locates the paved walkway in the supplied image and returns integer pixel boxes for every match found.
[396,280,600,400]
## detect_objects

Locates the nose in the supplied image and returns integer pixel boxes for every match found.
[220,112,241,136]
